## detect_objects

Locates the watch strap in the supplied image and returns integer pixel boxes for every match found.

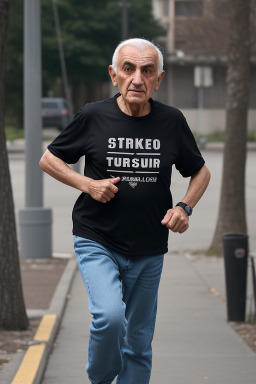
[175,202,193,216]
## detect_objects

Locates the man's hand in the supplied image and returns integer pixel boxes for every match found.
[88,177,120,203]
[161,206,189,234]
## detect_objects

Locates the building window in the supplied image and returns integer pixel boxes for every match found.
[175,1,203,16]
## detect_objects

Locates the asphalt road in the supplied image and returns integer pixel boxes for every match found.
[8,148,256,256]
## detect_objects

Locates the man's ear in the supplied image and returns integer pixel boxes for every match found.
[109,66,118,87]
[154,71,165,91]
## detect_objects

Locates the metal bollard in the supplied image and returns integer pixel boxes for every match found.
[223,233,248,322]
[19,207,52,259]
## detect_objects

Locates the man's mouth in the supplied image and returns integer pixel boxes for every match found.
[128,90,143,93]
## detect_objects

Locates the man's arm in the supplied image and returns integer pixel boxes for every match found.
[161,165,211,233]
[39,149,120,203]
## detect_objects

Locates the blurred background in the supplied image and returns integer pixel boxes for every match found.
[4,0,256,254]
[4,0,256,142]
[1,1,256,379]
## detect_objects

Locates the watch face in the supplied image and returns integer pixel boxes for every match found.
[185,205,192,215]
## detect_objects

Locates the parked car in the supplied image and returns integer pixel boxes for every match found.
[42,97,70,131]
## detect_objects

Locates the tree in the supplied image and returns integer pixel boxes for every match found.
[41,0,164,82]
[41,0,165,109]
[210,0,251,254]
[5,0,165,119]
[0,0,29,330]
[4,0,23,127]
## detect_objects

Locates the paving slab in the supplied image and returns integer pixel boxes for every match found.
[42,253,256,384]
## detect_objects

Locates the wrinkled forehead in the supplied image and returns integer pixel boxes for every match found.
[117,45,159,68]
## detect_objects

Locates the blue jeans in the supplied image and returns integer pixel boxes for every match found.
[74,236,164,384]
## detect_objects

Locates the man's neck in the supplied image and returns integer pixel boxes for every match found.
[117,95,151,117]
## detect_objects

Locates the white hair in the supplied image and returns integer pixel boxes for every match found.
[111,38,164,76]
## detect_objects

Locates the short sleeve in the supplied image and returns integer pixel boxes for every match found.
[175,116,205,177]
[47,105,89,164]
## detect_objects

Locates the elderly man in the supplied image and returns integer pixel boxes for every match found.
[40,38,210,384]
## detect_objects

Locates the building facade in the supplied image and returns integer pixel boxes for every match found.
[152,0,256,136]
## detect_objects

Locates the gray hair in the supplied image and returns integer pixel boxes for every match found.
[111,38,164,76]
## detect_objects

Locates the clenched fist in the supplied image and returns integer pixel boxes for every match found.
[88,177,120,203]
[161,206,189,234]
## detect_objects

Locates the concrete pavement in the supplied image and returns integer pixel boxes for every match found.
[41,253,256,384]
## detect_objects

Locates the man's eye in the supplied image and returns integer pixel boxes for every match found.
[143,69,151,74]
[124,67,131,72]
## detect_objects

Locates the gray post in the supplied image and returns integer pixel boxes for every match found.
[51,0,73,119]
[122,0,129,40]
[194,66,206,149]
[197,85,205,148]
[167,0,175,53]
[167,66,174,106]
[51,0,80,173]
[18,0,52,259]
[24,0,42,207]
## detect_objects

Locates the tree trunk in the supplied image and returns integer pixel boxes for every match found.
[210,0,251,254]
[71,80,110,114]
[0,0,29,329]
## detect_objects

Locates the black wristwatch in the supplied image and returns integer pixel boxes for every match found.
[176,202,193,216]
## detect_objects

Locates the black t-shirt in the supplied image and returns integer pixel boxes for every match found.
[48,93,205,257]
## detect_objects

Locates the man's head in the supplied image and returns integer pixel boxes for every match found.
[109,38,165,113]
[111,38,164,76]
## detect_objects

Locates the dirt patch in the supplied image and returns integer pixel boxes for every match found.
[231,322,256,353]
[0,357,11,368]
[0,257,69,368]
[0,318,40,359]
[20,257,68,309]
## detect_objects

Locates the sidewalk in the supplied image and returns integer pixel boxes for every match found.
[1,251,256,384]
[40,253,256,383]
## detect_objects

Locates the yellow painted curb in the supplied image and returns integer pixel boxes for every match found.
[34,314,57,342]
[11,314,57,383]
[11,344,45,384]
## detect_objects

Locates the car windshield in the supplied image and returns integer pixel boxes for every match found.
[42,102,59,109]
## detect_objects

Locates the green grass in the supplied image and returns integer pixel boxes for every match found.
[5,124,24,142]
[207,131,225,142]
[193,131,256,143]
[247,313,256,324]
[247,131,256,142]
[5,124,57,142]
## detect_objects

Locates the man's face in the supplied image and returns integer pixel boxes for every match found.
[109,45,165,107]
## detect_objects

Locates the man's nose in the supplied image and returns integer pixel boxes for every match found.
[132,69,143,86]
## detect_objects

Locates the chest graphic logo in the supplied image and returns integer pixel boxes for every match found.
[129,181,138,189]
[106,137,161,182]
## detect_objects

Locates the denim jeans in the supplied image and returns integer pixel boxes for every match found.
[74,236,164,384]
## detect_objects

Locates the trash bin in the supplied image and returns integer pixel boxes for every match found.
[251,256,256,314]
[223,233,248,322]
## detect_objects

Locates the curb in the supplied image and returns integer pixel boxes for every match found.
[7,140,256,154]
[10,256,77,384]
[7,141,52,155]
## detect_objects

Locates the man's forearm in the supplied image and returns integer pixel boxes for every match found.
[181,165,211,208]
[39,149,91,193]
[39,149,120,203]
[161,165,210,233]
